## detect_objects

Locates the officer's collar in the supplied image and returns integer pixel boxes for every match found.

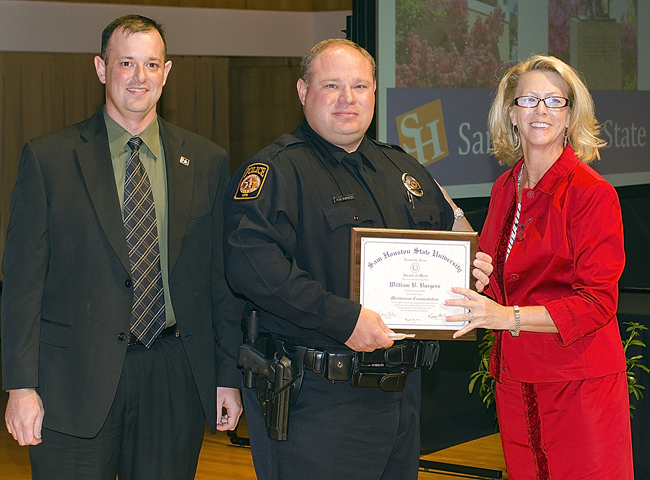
[301,119,376,171]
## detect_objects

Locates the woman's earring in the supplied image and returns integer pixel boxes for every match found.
[511,124,520,149]
[564,127,569,149]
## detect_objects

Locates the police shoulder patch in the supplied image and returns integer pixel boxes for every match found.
[234,163,269,200]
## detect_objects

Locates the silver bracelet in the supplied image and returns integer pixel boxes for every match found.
[453,207,464,221]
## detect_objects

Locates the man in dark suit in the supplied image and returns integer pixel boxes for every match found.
[1,15,243,479]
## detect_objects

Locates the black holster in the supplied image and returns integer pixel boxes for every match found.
[238,310,299,441]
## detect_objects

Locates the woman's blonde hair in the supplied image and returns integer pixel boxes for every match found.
[488,55,606,166]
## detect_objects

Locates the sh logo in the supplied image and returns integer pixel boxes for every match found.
[396,99,449,166]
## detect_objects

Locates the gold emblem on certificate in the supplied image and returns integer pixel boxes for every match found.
[349,228,478,340]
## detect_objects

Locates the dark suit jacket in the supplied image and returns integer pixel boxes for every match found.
[1,108,243,437]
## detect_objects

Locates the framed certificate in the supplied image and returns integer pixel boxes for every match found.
[349,228,478,340]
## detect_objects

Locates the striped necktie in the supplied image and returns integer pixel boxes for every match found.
[123,136,166,347]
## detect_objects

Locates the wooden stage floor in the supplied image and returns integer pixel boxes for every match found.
[0,386,507,480]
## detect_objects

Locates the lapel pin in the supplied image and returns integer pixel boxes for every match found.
[179,156,190,166]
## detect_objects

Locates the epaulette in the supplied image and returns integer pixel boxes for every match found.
[268,133,306,155]
[368,137,407,154]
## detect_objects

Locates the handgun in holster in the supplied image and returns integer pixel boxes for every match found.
[237,309,298,441]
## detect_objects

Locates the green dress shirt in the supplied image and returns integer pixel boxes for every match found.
[104,107,176,327]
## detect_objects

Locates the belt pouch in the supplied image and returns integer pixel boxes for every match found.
[351,366,408,392]
[322,345,353,382]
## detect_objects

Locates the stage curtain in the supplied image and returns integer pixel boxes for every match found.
[0,52,230,280]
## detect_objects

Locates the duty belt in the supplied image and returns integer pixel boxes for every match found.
[237,307,441,440]
[262,335,440,392]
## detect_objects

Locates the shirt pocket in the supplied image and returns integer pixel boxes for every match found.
[323,202,379,274]
[404,199,445,230]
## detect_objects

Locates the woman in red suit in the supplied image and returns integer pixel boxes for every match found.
[446,55,633,479]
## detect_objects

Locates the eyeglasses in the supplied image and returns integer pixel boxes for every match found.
[513,96,569,109]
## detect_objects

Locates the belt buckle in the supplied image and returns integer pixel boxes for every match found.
[127,325,179,347]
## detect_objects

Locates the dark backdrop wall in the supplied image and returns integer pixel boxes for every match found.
[0,52,304,281]
[4,0,351,11]
[1,0,351,281]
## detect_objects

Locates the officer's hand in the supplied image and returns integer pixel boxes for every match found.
[5,389,44,446]
[345,307,394,352]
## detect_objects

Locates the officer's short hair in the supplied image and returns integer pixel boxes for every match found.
[300,39,376,86]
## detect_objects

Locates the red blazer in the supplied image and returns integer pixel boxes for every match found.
[480,146,626,383]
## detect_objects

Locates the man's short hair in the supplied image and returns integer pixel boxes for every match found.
[100,15,167,62]
[300,39,376,85]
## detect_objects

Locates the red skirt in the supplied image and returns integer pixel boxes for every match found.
[495,372,633,479]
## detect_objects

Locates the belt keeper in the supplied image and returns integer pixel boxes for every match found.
[416,341,440,369]
[305,348,324,374]
[383,342,414,364]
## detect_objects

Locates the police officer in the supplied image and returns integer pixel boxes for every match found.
[224,39,492,480]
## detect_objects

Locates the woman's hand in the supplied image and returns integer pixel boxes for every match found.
[472,252,493,293]
[445,286,512,338]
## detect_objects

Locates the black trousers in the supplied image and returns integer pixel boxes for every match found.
[30,334,206,480]
[243,368,421,480]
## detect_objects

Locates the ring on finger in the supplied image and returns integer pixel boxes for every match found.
[467,311,474,322]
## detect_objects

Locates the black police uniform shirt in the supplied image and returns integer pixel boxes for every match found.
[224,119,454,347]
